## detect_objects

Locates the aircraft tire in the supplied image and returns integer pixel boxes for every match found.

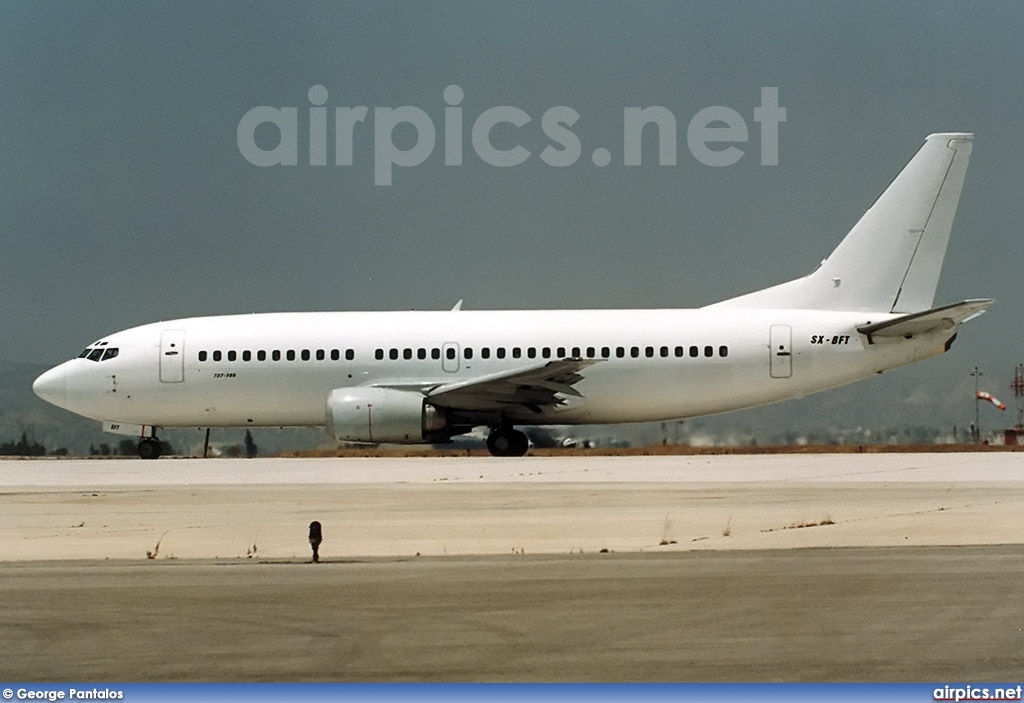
[138,438,163,460]
[486,428,529,457]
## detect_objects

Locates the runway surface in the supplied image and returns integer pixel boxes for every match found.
[4,547,1024,682]
[1,453,1022,681]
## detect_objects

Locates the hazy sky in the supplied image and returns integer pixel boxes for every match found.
[2,1,1022,415]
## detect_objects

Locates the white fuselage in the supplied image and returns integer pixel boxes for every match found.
[33,307,950,431]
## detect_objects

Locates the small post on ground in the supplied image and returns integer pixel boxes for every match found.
[309,521,322,563]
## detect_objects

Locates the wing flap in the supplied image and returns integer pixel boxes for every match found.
[425,358,600,412]
[857,299,993,338]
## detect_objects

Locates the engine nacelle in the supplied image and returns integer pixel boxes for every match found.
[326,387,447,444]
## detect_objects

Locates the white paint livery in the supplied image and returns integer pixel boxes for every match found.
[33,134,991,457]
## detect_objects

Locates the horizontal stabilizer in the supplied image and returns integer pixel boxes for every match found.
[857,299,993,338]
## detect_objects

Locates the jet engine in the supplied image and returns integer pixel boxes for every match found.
[326,387,448,444]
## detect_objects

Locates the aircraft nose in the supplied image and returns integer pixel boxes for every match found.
[33,364,68,408]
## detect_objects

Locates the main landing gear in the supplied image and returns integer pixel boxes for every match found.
[138,437,163,460]
[485,426,530,457]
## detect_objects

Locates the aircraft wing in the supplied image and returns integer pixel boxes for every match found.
[857,299,994,339]
[422,359,600,414]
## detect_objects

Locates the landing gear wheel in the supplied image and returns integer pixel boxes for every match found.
[486,428,529,457]
[138,438,163,460]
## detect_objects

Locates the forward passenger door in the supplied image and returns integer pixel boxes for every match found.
[159,329,185,383]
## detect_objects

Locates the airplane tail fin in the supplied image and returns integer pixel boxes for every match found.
[712,133,974,313]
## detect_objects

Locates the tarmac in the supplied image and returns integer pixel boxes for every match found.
[1,453,1022,681]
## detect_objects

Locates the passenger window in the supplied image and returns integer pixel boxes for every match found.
[346,349,354,361]
[242,350,252,362]
[675,346,684,358]
[481,347,491,359]
[431,348,441,360]
[527,347,536,359]
[257,350,267,361]
[719,346,729,358]
[227,350,237,362]
[375,349,384,360]
[616,347,625,358]
[446,347,456,360]
[403,348,412,360]
[601,347,610,358]
[689,346,699,358]
[417,348,427,360]
[704,345,713,357]
[645,347,654,358]
[542,347,551,359]
[557,347,566,357]
[512,347,522,359]
[316,349,325,361]
[497,348,506,359]
[660,346,669,358]
[389,349,399,361]
[286,350,296,361]
[301,349,310,361]
[101,348,119,361]
[272,350,281,361]
[213,351,222,362]
[198,351,208,362]
[630,346,640,358]
[330,349,339,361]
[465,347,474,360]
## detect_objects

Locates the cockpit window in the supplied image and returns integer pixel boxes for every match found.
[80,346,119,362]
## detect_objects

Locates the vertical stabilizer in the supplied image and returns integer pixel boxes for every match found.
[712,133,974,312]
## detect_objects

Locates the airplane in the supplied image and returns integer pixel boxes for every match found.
[33,133,991,458]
